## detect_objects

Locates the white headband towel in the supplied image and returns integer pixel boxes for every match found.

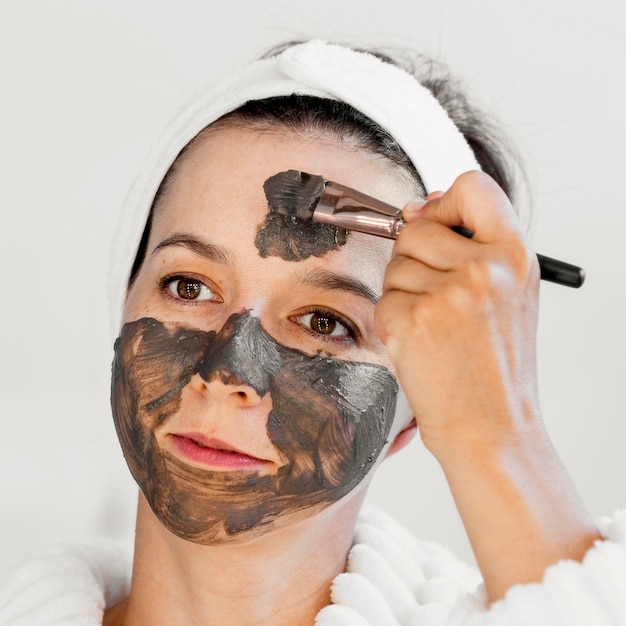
[110,39,480,334]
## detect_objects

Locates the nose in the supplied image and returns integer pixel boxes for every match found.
[186,313,282,410]
[188,372,268,409]
[196,313,282,397]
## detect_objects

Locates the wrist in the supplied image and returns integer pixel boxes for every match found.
[423,418,600,601]
[418,390,544,465]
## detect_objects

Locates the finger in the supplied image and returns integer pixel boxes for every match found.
[375,289,422,351]
[375,290,443,365]
[383,253,451,295]
[425,190,444,201]
[393,213,477,272]
[403,170,522,244]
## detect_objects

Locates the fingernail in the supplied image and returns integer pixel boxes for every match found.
[402,200,427,221]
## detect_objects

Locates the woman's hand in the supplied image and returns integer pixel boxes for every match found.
[376,170,599,601]
[376,170,540,458]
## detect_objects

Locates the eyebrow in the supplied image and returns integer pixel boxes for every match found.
[299,268,380,305]
[151,236,379,303]
[152,234,234,266]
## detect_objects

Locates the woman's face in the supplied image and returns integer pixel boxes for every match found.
[112,124,415,544]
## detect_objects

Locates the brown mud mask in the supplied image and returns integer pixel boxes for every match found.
[111,313,398,545]
[255,172,348,260]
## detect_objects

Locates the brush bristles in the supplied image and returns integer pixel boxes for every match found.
[263,170,326,220]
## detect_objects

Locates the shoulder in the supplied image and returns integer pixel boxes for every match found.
[0,540,131,626]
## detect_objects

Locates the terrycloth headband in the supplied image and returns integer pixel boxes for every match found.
[110,39,480,334]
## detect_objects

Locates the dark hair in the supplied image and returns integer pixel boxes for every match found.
[128,42,528,285]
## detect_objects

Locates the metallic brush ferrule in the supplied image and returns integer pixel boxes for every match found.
[312,181,406,239]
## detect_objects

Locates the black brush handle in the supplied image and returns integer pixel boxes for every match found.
[536,254,585,288]
[451,226,585,289]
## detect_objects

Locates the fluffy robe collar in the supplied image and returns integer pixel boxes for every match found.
[4,507,626,625]
[0,505,480,626]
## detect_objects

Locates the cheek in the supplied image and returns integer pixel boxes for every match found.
[267,353,399,493]
[123,253,172,324]
[111,319,213,456]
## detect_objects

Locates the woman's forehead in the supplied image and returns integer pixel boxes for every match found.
[149,125,410,277]
[158,124,416,216]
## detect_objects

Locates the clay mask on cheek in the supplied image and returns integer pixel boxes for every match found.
[111,313,398,545]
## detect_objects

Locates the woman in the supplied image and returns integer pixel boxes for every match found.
[2,40,625,626]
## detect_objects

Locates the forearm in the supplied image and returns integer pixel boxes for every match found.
[435,421,601,602]
[377,173,602,603]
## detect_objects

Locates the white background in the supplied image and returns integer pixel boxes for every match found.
[1,0,625,578]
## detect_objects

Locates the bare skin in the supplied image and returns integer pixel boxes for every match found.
[376,172,600,600]
[105,124,599,623]
[103,495,357,626]
[105,125,416,625]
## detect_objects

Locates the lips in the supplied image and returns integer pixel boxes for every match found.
[168,433,268,470]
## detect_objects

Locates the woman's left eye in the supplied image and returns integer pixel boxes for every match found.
[165,277,218,301]
[296,311,354,339]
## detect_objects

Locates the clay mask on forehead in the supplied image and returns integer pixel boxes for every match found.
[111,313,398,545]
[256,172,348,260]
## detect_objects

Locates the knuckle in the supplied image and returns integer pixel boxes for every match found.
[454,170,490,196]
[463,240,535,295]
[384,253,406,275]
[442,280,476,311]
[508,239,530,271]
[394,226,423,257]
[504,239,539,288]
[454,170,478,190]
[465,254,499,290]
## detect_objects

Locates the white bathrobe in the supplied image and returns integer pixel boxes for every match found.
[2,505,626,625]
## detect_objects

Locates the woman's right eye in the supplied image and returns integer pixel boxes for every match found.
[164,277,218,301]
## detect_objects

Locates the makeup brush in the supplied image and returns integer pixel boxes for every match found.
[264,170,585,289]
